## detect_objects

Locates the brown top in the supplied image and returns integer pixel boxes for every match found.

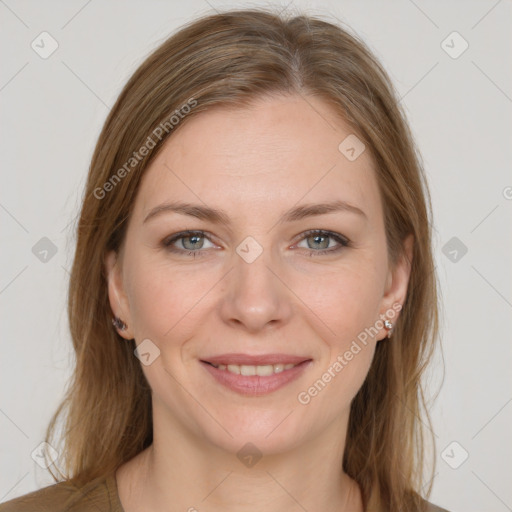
[0,473,123,512]
[0,473,450,512]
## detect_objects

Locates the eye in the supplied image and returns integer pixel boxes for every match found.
[295,229,350,256]
[162,230,216,257]
[162,229,350,258]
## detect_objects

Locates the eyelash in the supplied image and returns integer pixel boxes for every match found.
[162,229,350,258]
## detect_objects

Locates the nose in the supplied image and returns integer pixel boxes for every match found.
[219,245,293,333]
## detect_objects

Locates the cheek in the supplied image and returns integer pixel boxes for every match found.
[296,267,383,411]
[302,259,386,346]
[124,254,185,338]
[124,253,222,344]
[296,255,386,398]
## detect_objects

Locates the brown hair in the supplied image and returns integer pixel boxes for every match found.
[45,8,440,511]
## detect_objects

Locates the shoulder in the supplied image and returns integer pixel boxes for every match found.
[0,473,121,512]
[425,500,450,512]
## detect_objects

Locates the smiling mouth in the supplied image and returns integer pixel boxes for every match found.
[203,361,305,376]
[200,358,312,395]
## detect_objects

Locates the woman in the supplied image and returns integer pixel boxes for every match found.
[0,8,448,512]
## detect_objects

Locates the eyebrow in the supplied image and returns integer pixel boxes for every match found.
[143,199,367,225]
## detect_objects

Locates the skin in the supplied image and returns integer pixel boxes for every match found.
[106,93,413,512]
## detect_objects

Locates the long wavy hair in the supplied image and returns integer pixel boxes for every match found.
[44,8,441,511]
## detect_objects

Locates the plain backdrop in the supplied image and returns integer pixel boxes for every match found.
[1,1,511,511]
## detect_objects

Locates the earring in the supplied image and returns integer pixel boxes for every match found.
[112,316,127,331]
[384,319,394,339]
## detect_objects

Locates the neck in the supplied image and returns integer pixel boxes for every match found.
[116,407,363,512]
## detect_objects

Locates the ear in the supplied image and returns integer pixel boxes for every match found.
[377,233,414,340]
[104,250,134,340]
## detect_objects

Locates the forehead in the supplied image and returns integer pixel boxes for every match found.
[135,94,382,224]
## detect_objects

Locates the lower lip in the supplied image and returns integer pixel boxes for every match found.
[201,360,312,396]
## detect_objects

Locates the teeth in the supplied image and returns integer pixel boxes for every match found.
[212,363,297,375]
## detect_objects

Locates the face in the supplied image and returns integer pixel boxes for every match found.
[106,94,412,457]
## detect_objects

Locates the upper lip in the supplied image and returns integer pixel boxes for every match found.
[201,353,312,366]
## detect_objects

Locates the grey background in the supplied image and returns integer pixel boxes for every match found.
[1,1,511,511]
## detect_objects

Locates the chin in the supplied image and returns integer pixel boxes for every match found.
[198,405,313,458]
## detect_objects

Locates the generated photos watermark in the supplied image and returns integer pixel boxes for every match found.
[94,97,197,200]
[297,302,402,405]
